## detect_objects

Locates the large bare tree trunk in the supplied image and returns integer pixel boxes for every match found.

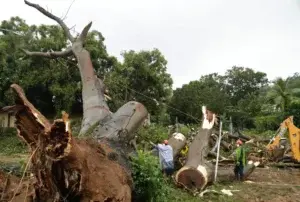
[1,1,148,201]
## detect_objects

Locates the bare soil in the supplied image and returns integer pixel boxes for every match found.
[222,166,300,202]
[1,155,300,202]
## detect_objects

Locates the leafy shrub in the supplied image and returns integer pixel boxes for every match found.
[0,128,17,137]
[286,102,300,127]
[131,150,204,202]
[243,129,275,139]
[0,128,27,155]
[178,125,190,136]
[254,115,282,132]
[137,124,169,146]
[131,150,168,202]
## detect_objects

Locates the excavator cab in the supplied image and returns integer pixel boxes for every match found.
[266,116,300,162]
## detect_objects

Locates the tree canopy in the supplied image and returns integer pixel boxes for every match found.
[1,16,300,131]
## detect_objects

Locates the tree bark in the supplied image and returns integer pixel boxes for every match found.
[175,106,259,191]
[151,132,187,158]
[23,0,118,136]
[168,132,187,157]
[2,1,148,201]
[175,106,216,191]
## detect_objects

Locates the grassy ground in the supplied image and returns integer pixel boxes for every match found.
[1,125,299,201]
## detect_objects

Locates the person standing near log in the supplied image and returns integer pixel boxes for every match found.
[234,139,247,181]
[150,140,174,176]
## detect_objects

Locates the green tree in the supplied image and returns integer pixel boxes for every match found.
[267,77,300,112]
[0,17,117,115]
[169,73,229,123]
[106,49,173,119]
[225,66,268,105]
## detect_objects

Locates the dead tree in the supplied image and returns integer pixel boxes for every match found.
[175,106,259,191]
[1,1,148,201]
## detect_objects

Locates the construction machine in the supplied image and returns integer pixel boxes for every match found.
[266,116,300,162]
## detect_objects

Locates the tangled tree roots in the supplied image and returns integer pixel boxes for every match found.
[1,84,147,202]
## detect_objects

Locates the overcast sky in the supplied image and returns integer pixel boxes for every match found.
[1,0,300,88]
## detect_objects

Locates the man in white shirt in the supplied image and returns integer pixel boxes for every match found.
[150,140,174,176]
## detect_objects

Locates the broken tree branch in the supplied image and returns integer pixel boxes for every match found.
[79,22,92,43]
[22,47,73,58]
[24,0,75,42]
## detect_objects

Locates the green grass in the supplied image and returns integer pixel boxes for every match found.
[0,130,27,155]
[242,129,276,139]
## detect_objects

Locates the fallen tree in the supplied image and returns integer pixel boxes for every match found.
[1,1,148,201]
[175,107,260,191]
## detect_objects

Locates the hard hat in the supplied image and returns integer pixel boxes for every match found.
[236,139,243,145]
[163,140,168,145]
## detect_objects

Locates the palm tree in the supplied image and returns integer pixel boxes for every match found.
[267,77,300,112]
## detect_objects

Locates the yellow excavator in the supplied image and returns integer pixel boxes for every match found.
[266,116,300,162]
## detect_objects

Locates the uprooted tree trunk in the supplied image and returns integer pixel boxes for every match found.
[175,106,260,191]
[1,1,148,201]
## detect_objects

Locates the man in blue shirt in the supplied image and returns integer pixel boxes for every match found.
[150,140,174,176]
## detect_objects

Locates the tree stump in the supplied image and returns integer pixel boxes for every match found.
[175,106,260,191]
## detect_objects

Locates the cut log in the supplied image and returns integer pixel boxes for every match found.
[175,107,259,191]
[175,106,216,191]
[211,134,232,151]
[168,132,187,157]
[151,132,187,158]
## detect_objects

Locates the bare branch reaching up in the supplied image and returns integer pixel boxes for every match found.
[62,0,76,20]
[24,0,75,42]
[22,48,73,58]
[79,22,92,43]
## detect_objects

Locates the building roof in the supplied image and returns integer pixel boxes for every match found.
[0,105,20,114]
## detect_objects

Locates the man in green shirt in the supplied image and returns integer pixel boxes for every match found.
[234,139,246,181]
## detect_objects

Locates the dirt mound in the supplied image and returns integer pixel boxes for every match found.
[0,139,133,202]
[69,139,133,201]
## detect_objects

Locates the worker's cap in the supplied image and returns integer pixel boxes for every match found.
[163,140,168,145]
[236,139,243,145]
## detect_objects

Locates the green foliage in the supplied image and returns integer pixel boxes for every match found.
[131,150,168,202]
[225,66,268,105]
[131,150,202,202]
[0,128,27,155]
[254,115,282,132]
[285,102,300,127]
[178,125,190,135]
[137,124,169,146]
[106,49,173,117]
[169,73,229,123]
[0,17,117,115]
[243,129,275,139]
[267,77,300,112]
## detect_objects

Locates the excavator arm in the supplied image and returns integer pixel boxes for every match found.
[286,117,300,161]
[266,116,300,162]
